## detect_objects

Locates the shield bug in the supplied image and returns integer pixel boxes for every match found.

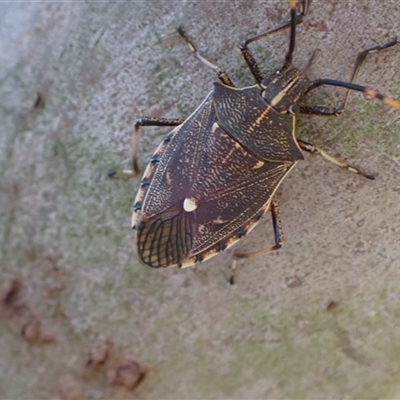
[114,0,400,283]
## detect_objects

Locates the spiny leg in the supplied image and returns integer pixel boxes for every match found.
[176,27,234,87]
[109,117,184,178]
[240,0,308,84]
[230,196,283,285]
[298,139,375,180]
[301,38,400,116]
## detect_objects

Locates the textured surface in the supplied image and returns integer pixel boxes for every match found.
[1,1,400,398]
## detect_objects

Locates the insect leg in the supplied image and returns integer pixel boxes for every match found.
[230,196,283,284]
[301,38,400,115]
[109,117,184,178]
[297,139,375,180]
[240,0,308,84]
[176,27,234,87]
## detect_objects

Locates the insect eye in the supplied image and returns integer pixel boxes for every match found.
[289,104,300,114]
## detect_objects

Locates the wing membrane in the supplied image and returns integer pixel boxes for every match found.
[137,204,196,267]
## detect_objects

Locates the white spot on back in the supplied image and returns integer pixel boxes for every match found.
[183,197,198,212]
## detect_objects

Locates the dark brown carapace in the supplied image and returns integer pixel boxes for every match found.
[127,0,400,280]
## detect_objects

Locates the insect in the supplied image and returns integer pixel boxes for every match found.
[115,0,400,283]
